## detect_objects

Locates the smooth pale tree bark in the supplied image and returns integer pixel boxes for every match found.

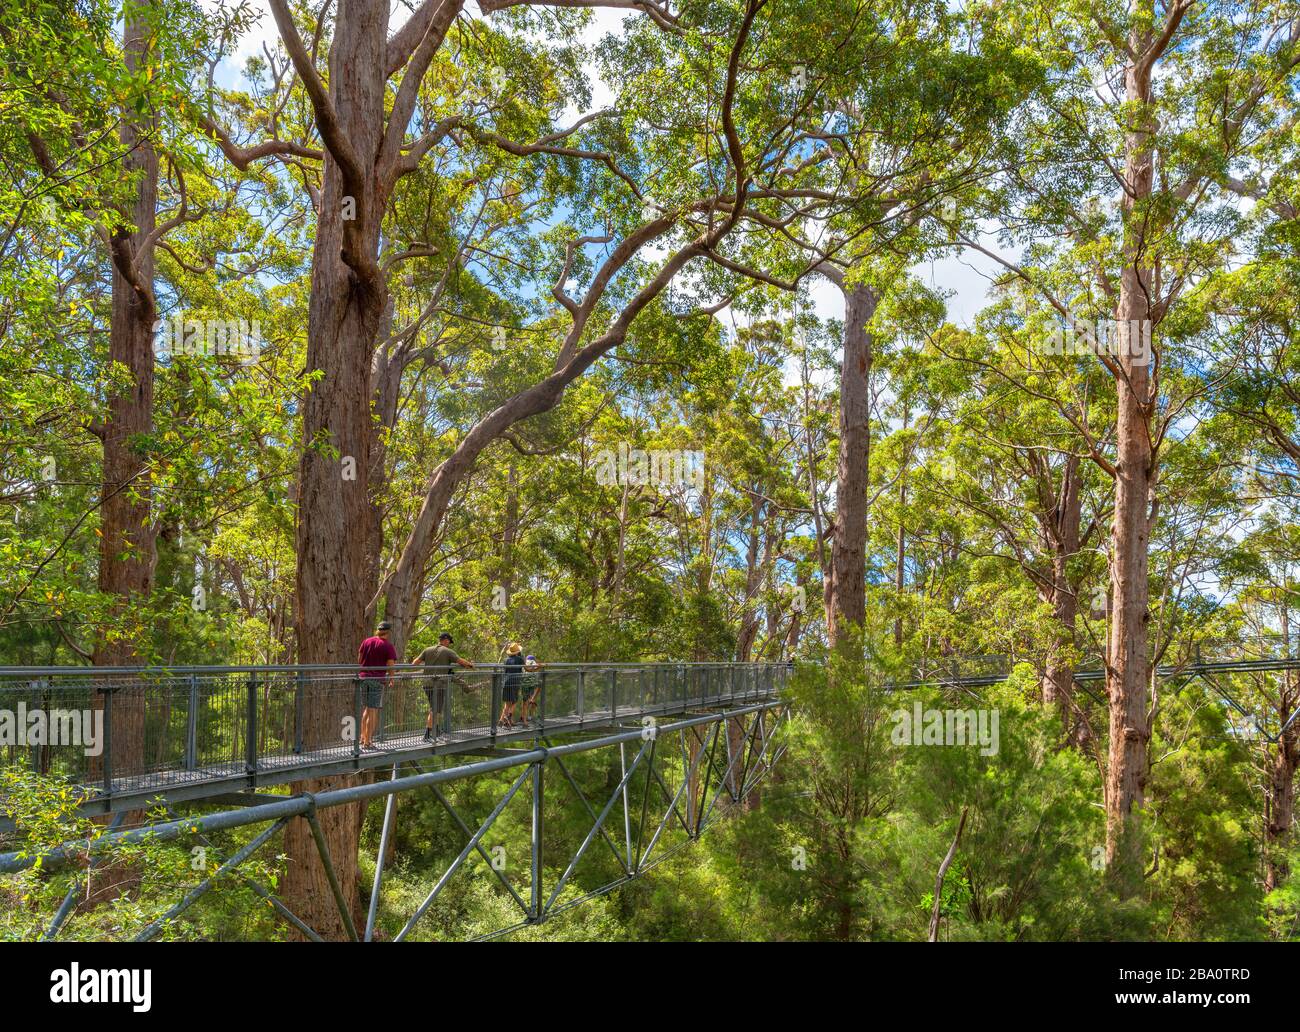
[733,488,771,809]
[736,490,764,661]
[927,806,968,942]
[785,568,809,656]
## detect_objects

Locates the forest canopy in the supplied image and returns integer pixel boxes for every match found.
[1,0,1299,945]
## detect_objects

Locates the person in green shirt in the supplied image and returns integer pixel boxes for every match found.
[519,654,544,727]
[413,632,475,742]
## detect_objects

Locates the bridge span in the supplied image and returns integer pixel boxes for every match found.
[0,661,790,941]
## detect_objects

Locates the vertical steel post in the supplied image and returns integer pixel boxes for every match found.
[538,669,547,729]
[185,674,198,771]
[530,759,544,920]
[30,681,41,772]
[577,669,585,722]
[101,682,113,798]
[245,675,258,775]
[444,672,453,735]
[352,678,362,761]
[610,668,618,721]
[366,762,400,942]
[294,668,305,754]
[491,671,500,737]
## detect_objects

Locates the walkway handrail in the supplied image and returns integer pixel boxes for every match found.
[0,661,790,815]
[0,660,786,677]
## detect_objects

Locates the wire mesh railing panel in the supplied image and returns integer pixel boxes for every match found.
[0,662,787,801]
[616,668,643,712]
[2,680,97,783]
[442,669,497,736]
[375,673,433,744]
[539,669,579,724]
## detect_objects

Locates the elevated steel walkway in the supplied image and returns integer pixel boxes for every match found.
[0,661,791,942]
[891,635,1300,741]
[0,661,788,814]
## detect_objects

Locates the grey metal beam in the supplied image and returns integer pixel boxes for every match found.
[395,766,532,941]
[365,764,401,942]
[0,702,785,876]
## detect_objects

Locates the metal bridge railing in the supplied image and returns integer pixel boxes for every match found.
[894,633,1300,688]
[0,662,789,805]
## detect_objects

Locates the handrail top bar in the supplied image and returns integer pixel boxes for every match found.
[0,660,789,677]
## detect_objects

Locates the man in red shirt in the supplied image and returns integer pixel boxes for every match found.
[357,620,398,750]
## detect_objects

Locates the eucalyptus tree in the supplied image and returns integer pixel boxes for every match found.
[250,0,813,938]
[697,0,1040,645]
[915,308,1113,738]
[1202,143,1300,902]
[375,0,826,657]
[957,0,1300,890]
[0,0,126,659]
[10,0,167,665]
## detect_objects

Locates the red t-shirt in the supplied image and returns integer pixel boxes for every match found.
[358,636,397,677]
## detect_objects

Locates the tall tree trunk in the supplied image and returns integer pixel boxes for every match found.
[827,282,875,645]
[1104,20,1159,890]
[1041,558,1079,720]
[1265,610,1298,896]
[1039,456,1082,733]
[1265,712,1299,895]
[283,0,390,941]
[94,4,159,668]
[736,489,763,661]
[85,0,159,906]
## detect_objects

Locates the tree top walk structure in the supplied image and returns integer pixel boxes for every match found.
[0,660,788,815]
[894,634,1300,743]
[0,661,790,941]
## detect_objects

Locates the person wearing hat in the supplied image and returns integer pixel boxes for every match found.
[357,620,398,751]
[499,642,525,730]
[412,632,476,743]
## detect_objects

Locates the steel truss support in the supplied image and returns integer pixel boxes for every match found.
[40,811,125,941]
[3,702,787,942]
[1170,669,1300,745]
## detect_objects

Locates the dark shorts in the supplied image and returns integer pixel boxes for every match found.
[361,678,384,709]
[423,683,447,713]
[502,682,520,703]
